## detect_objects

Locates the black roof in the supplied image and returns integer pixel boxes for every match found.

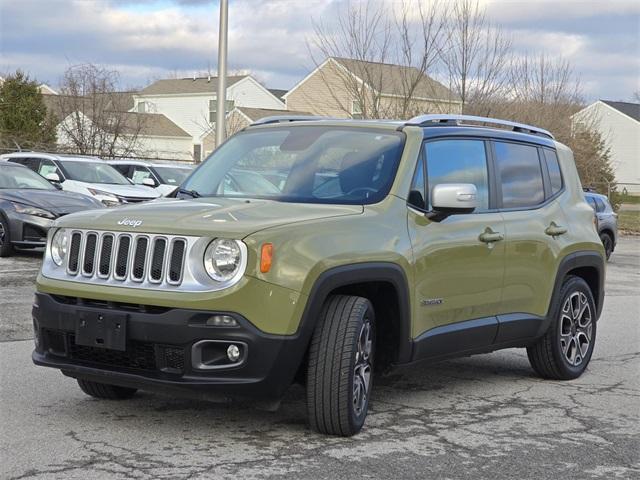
[601,100,640,122]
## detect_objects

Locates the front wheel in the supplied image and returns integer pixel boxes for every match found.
[527,276,597,380]
[306,295,375,436]
[0,215,14,257]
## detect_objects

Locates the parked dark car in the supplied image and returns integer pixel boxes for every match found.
[584,191,617,260]
[0,162,103,257]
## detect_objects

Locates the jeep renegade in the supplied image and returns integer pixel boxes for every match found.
[32,114,605,436]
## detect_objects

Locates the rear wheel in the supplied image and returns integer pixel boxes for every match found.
[600,232,613,260]
[0,215,14,257]
[306,295,375,436]
[527,276,597,380]
[77,379,137,400]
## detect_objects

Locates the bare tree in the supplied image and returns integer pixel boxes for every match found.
[53,64,146,158]
[307,0,453,119]
[443,0,511,113]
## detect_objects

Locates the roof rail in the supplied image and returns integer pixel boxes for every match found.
[250,115,333,126]
[405,114,554,139]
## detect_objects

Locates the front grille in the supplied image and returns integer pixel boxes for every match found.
[65,230,187,287]
[43,329,185,374]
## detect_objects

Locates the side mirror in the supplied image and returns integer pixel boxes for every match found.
[53,182,63,190]
[431,183,478,217]
[142,177,157,187]
[45,172,61,183]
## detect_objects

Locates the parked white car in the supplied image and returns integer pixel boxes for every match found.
[109,159,194,196]
[0,152,160,207]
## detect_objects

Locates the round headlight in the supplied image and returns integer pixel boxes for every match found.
[204,239,243,282]
[51,228,69,266]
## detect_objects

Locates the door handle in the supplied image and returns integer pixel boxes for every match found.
[545,222,567,236]
[479,228,504,243]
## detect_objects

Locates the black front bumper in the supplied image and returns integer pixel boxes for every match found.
[32,293,307,400]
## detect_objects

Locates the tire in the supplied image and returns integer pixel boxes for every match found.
[600,232,613,261]
[527,276,597,380]
[77,379,137,400]
[0,215,14,257]
[306,295,375,436]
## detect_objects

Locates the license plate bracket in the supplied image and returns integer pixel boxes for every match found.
[75,310,127,351]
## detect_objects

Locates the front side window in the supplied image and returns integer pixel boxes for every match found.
[181,126,405,205]
[0,166,55,190]
[131,166,154,184]
[38,159,62,179]
[61,161,131,185]
[153,166,191,185]
[408,155,426,210]
[494,141,544,209]
[424,139,490,211]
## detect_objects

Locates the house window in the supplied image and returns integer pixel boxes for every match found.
[137,101,146,113]
[351,99,363,119]
[209,99,236,123]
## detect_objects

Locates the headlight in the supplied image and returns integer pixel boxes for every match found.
[87,188,122,207]
[51,228,69,266]
[204,239,244,282]
[12,202,56,219]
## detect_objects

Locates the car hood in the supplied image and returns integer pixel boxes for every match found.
[89,183,160,199]
[53,197,363,238]
[0,189,102,215]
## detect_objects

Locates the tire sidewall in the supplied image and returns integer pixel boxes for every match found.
[600,233,612,260]
[551,277,597,379]
[0,214,13,257]
[347,301,376,432]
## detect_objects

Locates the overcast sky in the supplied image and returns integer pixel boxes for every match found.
[1,0,638,101]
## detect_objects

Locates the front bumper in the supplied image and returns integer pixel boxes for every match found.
[32,293,309,400]
[7,212,53,247]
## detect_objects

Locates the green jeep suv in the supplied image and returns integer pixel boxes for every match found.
[32,115,605,436]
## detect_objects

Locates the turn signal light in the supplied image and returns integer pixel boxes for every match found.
[260,243,273,273]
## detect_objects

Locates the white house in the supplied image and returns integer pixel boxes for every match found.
[572,100,640,193]
[132,75,286,160]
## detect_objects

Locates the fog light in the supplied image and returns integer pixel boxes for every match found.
[206,315,238,327]
[227,344,241,362]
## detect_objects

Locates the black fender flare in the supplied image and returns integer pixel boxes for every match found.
[292,262,413,366]
[537,250,605,337]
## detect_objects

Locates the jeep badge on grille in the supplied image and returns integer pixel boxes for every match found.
[117,218,143,228]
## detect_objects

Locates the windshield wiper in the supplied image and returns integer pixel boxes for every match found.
[176,187,201,198]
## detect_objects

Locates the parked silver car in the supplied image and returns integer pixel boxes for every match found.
[584,191,617,260]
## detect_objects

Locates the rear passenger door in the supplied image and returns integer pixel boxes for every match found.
[496,142,569,336]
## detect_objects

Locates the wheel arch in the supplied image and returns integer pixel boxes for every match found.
[295,262,412,370]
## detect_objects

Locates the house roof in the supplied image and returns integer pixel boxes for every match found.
[139,76,249,95]
[122,112,191,137]
[601,100,640,122]
[233,107,311,122]
[331,57,460,102]
[267,88,288,101]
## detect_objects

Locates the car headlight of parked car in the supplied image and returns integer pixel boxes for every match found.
[203,238,247,283]
[50,228,69,266]
[87,188,123,207]
[11,202,56,219]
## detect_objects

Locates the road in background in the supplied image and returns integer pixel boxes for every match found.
[1,239,639,479]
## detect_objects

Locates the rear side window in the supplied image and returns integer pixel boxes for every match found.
[494,142,544,208]
[424,139,489,211]
[543,149,563,195]
[8,157,41,172]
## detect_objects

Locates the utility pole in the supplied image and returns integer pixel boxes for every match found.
[215,0,229,148]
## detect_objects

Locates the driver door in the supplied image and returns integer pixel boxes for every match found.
[408,139,505,358]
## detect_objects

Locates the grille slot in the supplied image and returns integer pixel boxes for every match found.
[114,236,131,280]
[98,234,114,277]
[168,239,186,284]
[131,237,149,281]
[150,238,167,282]
[68,232,82,274]
[82,233,98,276]
[61,230,189,288]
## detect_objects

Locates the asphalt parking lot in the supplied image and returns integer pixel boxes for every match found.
[1,239,639,480]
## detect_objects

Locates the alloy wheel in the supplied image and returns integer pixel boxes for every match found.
[560,291,593,367]
[353,318,373,417]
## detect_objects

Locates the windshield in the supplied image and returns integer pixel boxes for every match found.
[0,166,56,190]
[153,166,192,185]
[181,126,405,204]
[61,161,130,185]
